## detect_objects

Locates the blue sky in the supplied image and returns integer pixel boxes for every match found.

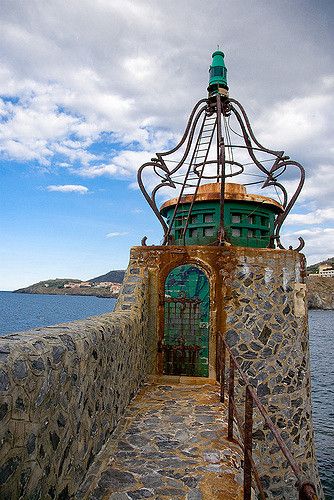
[1,158,159,288]
[1,0,334,290]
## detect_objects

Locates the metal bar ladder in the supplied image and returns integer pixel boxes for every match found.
[181,113,217,242]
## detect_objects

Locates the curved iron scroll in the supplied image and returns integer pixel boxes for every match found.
[137,94,305,251]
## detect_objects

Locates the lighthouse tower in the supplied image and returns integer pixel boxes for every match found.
[132,51,323,498]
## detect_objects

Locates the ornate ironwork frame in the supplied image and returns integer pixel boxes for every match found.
[137,93,305,251]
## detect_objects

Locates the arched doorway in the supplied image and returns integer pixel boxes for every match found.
[163,264,210,377]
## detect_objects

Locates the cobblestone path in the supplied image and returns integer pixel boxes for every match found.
[77,382,243,499]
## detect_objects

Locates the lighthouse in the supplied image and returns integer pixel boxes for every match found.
[134,50,323,498]
[0,51,323,500]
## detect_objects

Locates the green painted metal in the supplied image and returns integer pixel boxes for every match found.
[208,50,228,96]
[161,200,277,248]
[163,265,209,377]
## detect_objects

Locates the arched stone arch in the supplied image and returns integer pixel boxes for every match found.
[158,255,214,288]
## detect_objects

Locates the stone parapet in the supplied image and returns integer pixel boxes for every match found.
[0,266,151,498]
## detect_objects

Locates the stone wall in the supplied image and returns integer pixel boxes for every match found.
[0,266,152,499]
[0,245,323,499]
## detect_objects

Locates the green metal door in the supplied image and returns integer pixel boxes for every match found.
[163,264,209,377]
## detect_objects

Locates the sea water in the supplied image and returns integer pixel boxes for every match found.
[0,291,116,335]
[309,310,334,498]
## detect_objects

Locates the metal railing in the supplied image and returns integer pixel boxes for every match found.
[216,333,318,500]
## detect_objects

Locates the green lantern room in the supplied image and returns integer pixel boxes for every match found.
[160,182,283,248]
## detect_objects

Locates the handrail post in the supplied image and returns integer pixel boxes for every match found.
[220,339,226,403]
[227,356,235,440]
[244,386,253,500]
[217,333,221,383]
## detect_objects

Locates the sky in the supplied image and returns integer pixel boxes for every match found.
[0,0,333,290]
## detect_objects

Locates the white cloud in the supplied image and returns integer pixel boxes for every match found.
[77,149,160,179]
[0,0,332,182]
[322,75,334,89]
[299,165,334,207]
[285,208,334,225]
[256,93,334,155]
[123,56,153,82]
[47,184,89,194]
[106,231,128,238]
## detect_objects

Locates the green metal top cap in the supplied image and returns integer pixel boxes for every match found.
[208,50,228,96]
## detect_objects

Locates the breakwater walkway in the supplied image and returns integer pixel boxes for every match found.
[77,381,243,499]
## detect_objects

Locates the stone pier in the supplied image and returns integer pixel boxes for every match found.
[0,245,323,498]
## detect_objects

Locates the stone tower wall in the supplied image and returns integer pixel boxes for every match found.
[129,245,323,498]
[224,253,322,498]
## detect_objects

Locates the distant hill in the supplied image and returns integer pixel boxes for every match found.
[89,270,125,283]
[13,270,126,297]
[15,279,81,293]
[307,257,334,274]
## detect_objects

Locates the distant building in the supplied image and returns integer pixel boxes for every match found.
[319,268,334,277]
[90,281,122,292]
[110,283,121,293]
[94,281,114,288]
[318,263,334,277]
[64,282,81,288]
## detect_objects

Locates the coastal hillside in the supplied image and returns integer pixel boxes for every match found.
[14,278,116,298]
[15,279,82,294]
[307,276,334,310]
[13,271,126,298]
